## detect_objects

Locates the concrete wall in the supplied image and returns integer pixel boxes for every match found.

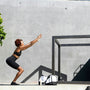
[0,0,90,84]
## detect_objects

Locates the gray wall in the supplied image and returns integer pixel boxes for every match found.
[0,0,90,83]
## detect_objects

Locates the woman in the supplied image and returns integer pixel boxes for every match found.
[6,34,42,85]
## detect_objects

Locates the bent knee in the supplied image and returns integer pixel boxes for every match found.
[21,69,24,72]
[18,67,24,72]
[20,68,24,73]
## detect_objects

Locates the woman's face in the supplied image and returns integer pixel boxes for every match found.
[21,40,24,46]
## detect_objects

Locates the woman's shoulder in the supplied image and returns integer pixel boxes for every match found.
[15,47,21,52]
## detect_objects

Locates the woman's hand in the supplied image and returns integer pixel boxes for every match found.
[37,34,42,41]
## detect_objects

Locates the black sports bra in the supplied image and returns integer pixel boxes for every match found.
[14,51,22,56]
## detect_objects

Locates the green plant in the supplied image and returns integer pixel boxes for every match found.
[0,13,6,46]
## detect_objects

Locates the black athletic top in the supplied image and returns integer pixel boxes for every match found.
[14,51,22,56]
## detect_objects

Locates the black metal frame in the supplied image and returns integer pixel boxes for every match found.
[52,35,90,82]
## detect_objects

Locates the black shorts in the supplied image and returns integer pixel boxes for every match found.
[6,55,20,69]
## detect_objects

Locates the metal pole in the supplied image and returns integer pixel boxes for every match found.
[52,37,55,75]
[58,45,60,81]
[53,35,90,39]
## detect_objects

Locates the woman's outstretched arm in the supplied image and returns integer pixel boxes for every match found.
[20,34,42,51]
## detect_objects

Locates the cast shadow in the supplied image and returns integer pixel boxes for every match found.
[72,59,90,81]
[86,86,90,90]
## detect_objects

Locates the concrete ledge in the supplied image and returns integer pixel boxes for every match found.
[0,84,90,90]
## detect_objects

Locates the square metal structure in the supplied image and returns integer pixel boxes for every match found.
[52,35,90,82]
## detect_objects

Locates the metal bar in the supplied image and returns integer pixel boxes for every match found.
[61,43,90,47]
[53,35,90,39]
[52,36,55,75]
[55,39,60,46]
[58,45,60,81]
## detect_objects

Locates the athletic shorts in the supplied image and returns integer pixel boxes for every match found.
[6,55,20,69]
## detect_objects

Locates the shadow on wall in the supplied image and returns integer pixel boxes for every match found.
[21,65,67,83]
[86,86,90,90]
[72,59,90,81]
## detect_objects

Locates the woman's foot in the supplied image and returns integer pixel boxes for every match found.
[11,81,19,85]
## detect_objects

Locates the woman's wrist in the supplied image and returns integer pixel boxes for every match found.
[37,37,40,41]
[37,38,39,42]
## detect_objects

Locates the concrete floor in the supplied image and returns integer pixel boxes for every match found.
[0,84,89,90]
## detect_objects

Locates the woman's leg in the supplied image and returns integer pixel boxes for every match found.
[13,66,24,82]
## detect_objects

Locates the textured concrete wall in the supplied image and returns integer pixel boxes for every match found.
[0,0,90,84]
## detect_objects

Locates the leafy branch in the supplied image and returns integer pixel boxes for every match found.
[0,13,6,46]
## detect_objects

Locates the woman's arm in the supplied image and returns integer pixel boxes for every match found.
[30,34,42,46]
[20,34,42,51]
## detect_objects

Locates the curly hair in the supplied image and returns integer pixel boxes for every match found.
[15,39,22,47]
